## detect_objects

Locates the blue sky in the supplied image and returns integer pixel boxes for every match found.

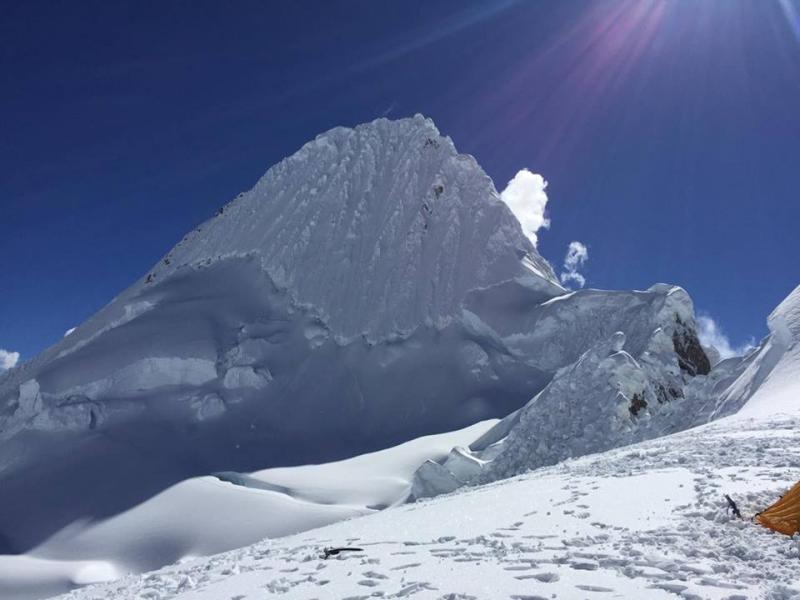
[1,0,799,363]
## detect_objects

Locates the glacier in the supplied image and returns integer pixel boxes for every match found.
[45,282,800,600]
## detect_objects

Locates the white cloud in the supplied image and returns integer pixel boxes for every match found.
[499,172,586,288]
[560,241,589,288]
[64,327,76,337]
[0,349,20,371]
[500,169,550,247]
[696,314,755,361]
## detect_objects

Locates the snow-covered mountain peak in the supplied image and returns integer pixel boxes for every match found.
[146,115,561,339]
[769,283,800,344]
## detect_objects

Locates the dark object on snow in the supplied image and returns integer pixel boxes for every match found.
[724,494,742,519]
[321,546,364,559]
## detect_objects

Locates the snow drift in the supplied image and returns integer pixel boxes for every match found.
[0,421,494,600]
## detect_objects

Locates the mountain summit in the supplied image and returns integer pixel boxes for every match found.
[0,117,564,551]
[146,114,561,338]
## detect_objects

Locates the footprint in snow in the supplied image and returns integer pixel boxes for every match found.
[395,581,438,596]
[575,585,614,592]
[648,582,688,594]
[528,572,560,583]
[363,570,389,580]
[391,563,422,570]
[569,560,600,571]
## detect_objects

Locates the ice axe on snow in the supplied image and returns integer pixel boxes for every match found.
[724,494,743,519]
[320,546,364,559]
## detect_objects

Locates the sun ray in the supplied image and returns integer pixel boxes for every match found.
[778,0,800,41]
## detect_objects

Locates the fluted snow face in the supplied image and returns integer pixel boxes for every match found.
[147,115,559,338]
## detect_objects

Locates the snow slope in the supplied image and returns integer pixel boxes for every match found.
[54,412,800,600]
[0,421,496,600]
[712,283,800,420]
[52,285,800,600]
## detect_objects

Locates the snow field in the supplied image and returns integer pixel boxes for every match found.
[58,413,800,600]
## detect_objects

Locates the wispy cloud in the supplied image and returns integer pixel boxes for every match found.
[0,349,20,371]
[696,314,755,362]
[500,169,550,247]
[560,241,589,288]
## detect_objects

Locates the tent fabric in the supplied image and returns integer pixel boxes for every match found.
[756,480,800,536]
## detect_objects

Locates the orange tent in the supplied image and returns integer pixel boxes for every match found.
[756,481,800,536]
